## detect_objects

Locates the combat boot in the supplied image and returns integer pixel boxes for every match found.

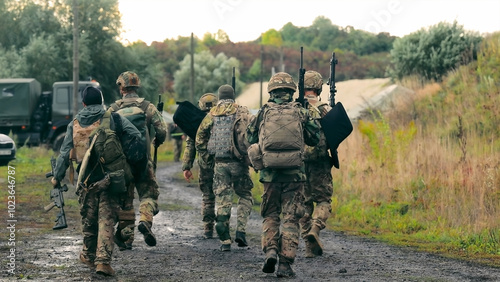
[79,251,94,268]
[262,249,277,273]
[304,240,315,258]
[235,231,248,247]
[96,263,115,276]
[220,244,231,252]
[276,261,295,278]
[114,231,132,251]
[138,221,157,247]
[304,225,323,256]
[203,223,214,239]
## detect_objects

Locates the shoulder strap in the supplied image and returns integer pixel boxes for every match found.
[110,100,122,111]
[100,111,111,129]
[110,112,123,137]
[140,99,151,112]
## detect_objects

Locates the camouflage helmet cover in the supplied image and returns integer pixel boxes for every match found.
[267,72,297,93]
[304,70,323,94]
[116,71,141,88]
[198,93,218,111]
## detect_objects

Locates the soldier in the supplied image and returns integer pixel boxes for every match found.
[182,93,218,238]
[299,70,334,258]
[169,123,184,162]
[196,85,254,252]
[110,71,167,249]
[50,86,146,276]
[246,72,320,277]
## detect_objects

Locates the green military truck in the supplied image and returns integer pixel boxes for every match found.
[0,78,100,151]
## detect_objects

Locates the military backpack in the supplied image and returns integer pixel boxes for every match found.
[86,111,133,194]
[258,102,305,169]
[110,97,151,154]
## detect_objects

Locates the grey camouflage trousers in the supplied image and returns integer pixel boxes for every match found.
[213,161,253,244]
[199,167,215,230]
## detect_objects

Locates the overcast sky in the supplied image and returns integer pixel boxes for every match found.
[118,0,500,45]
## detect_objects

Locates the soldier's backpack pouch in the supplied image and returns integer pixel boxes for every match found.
[109,169,126,194]
[247,143,264,170]
[258,102,304,169]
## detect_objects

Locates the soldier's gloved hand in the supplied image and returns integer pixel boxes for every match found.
[183,170,194,183]
[51,177,59,187]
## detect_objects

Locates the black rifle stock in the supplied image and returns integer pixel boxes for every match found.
[328,52,338,107]
[45,156,68,230]
[154,94,164,171]
[296,46,307,107]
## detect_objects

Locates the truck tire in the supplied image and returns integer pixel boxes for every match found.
[52,132,66,152]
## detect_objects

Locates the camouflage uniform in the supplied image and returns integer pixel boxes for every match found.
[300,70,335,258]
[111,71,167,248]
[53,90,144,275]
[169,124,184,162]
[182,136,215,235]
[300,93,334,254]
[246,72,320,277]
[196,86,253,250]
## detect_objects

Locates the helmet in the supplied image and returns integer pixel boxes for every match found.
[267,72,297,93]
[116,71,141,88]
[198,93,218,111]
[218,84,235,100]
[304,70,323,94]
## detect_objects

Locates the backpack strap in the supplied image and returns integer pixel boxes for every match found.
[138,99,152,125]
[110,100,122,112]
[110,112,123,137]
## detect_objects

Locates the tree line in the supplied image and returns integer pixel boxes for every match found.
[0,0,484,105]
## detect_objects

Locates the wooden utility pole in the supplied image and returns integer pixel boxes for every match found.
[72,0,79,118]
[259,45,263,108]
[279,46,284,72]
[189,33,195,104]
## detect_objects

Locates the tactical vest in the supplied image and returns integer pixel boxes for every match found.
[71,119,101,163]
[85,111,133,186]
[110,97,151,155]
[259,102,305,169]
[207,114,235,159]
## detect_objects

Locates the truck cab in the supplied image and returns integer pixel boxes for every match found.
[0,78,48,146]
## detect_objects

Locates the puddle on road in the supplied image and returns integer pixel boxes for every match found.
[28,234,81,267]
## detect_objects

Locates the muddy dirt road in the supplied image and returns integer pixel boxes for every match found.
[5,162,500,281]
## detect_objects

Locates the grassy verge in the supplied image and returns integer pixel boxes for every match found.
[329,33,500,267]
[0,146,81,238]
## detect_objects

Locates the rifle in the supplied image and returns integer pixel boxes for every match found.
[328,52,338,107]
[231,67,236,92]
[296,46,307,107]
[154,94,164,171]
[44,156,68,230]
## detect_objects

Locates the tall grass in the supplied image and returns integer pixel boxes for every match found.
[331,33,500,264]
